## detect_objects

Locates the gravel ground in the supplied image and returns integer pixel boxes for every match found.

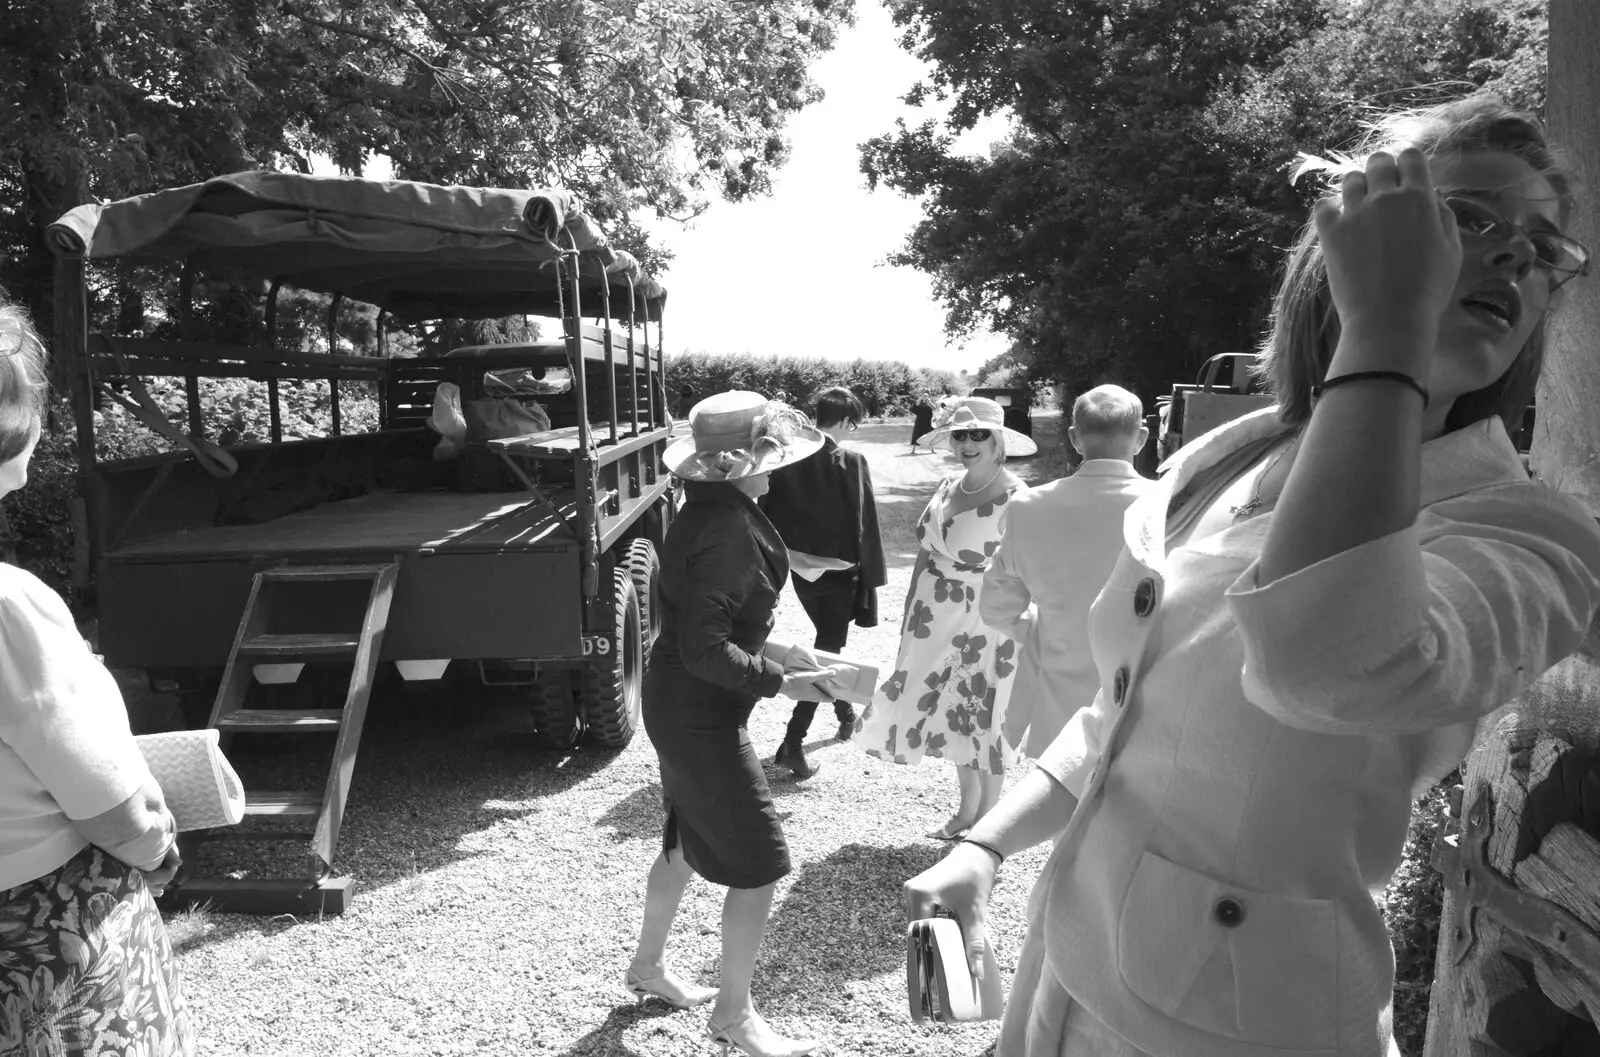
[144,415,1076,1057]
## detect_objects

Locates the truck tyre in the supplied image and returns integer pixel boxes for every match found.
[620,537,662,651]
[529,671,584,750]
[579,568,644,749]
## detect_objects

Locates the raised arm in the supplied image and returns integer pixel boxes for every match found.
[1258,149,1454,587]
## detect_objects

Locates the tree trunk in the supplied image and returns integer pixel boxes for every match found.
[1532,0,1600,507]
[1426,5,1600,1053]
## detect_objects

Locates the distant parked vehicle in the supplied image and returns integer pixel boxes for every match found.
[969,386,1034,439]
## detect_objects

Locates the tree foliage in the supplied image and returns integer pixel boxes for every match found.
[862,0,1547,405]
[1,0,855,332]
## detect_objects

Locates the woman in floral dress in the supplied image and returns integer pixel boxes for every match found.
[853,397,1036,839]
[0,296,194,1057]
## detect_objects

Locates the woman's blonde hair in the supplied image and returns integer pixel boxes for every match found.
[0,295,48,464]
[1255,94,1575,432]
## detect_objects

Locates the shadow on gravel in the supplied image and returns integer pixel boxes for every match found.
[551,1004,670,1057]
[593,782,663,842]
[170,683,642,912]
[763,842,945,983]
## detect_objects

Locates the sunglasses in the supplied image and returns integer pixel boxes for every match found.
[949,429,993,442]
[1443,195,1592,291]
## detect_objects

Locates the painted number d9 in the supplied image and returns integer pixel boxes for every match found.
[582,636,613,657]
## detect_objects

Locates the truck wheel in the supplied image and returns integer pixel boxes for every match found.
[529,671,584,750]
[620,537,662,651]
[579,569,644,749]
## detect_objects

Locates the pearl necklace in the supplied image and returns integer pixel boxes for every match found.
[959,465,1003,495]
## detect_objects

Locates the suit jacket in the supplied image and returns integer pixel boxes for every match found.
[980,459,1153,757]
[760,436,887,626]
[655,481,788,698]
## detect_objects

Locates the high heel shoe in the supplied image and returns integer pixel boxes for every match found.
[927,817,972,841]
[623,969,717,1009]
[706,1012,820,1057]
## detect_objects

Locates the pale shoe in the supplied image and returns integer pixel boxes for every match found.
[623,968,717,1009]
[706,1012,821,1057]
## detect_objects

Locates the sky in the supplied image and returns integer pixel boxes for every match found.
[639,2,1012,374]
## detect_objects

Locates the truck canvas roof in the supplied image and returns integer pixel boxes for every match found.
[46,170,665,324]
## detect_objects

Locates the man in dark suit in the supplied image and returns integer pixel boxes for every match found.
[760,386,887,779]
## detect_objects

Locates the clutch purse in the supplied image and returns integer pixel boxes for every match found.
[135,729,246,832]
[906,912,1004,1023]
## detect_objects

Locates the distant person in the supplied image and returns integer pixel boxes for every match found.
[904,93,1600,1056]
[672,383,696,421]
[760,386,887,779]
[853,397,1035,839]
[909,395,936,453]
[981,384,1153,757]
[0,295,194,1056]
[627,391,843,1057]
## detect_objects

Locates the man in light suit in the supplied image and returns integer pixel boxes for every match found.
[980,384,1153,758]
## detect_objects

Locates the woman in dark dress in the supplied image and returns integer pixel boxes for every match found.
[625,391,845,1057]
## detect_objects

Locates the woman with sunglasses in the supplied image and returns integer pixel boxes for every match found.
[903,94,1600,1056]
[853,397,1037,840]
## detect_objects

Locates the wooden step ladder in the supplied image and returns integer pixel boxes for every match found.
[172,562,398,916]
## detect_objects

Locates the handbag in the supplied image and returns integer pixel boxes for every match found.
[906,912,1005,1023]
[135,729,246,832]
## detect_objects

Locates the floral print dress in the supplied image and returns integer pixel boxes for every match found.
[853,475,1022,775]
[1,845,195,1057]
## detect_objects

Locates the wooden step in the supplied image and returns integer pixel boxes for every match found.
[164,876,356,916]
[239,632,360,658]
[216,709,344,732]
[204,828,315,842]
[259,564,393,582]
[244,791,323,818]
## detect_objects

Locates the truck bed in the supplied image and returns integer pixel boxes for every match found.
[109,489,577,564]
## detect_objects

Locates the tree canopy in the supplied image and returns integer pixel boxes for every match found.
[863,0,1547,403]
[1,0,855,333]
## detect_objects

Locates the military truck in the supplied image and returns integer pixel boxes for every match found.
[49,172,673,912]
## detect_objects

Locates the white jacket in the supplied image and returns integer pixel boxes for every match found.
[1021,406,1600,1057]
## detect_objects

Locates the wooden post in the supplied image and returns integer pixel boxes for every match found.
[1426,5,1600,1052]
[52,255,97,592]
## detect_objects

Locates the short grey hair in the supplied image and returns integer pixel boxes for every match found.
[1071,384,1144,439]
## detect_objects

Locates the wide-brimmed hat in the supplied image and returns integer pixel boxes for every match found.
[921,396,1037,457]
[663,390,825,481]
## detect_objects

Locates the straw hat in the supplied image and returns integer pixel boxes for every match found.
[920,396,1037,457]
[663,390,825,481]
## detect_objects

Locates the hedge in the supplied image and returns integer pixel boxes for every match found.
[662,351,965,417]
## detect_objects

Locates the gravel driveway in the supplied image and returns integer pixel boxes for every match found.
[159,414,1074,1057]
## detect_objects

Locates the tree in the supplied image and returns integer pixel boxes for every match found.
[0,0,856,338]
[863,0,1547,405]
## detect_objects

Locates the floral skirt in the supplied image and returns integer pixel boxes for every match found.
[0,844,195,1057]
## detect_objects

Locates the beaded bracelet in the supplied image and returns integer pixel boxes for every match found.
[960,838,1004,867]
[1311,370,1429,408]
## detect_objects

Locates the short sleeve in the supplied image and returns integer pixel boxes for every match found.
[0,568,151,819]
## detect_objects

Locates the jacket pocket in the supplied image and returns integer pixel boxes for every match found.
[1118,851,1339,1050]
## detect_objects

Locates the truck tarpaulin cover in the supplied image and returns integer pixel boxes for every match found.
[46,171,665,322]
